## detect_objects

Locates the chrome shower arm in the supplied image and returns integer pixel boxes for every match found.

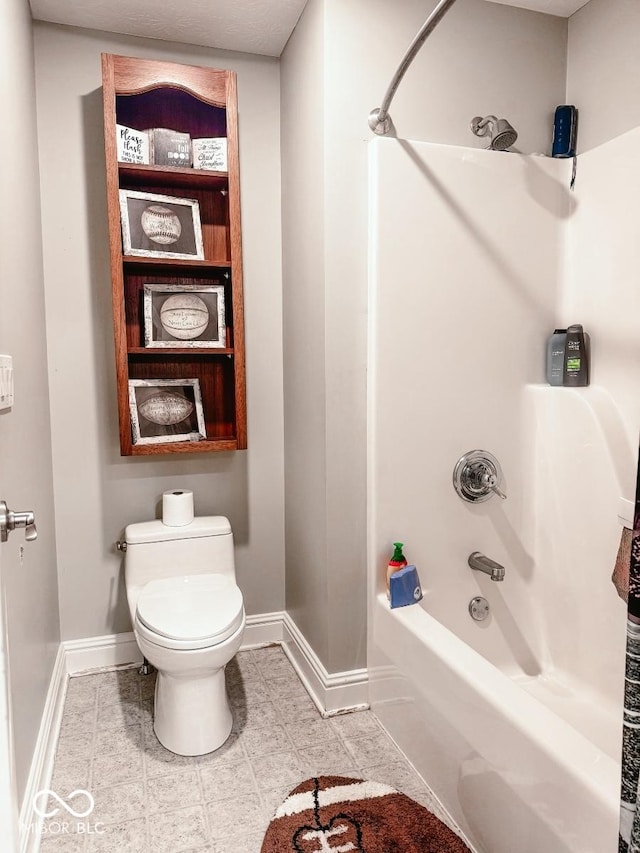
[470,115,498,138]
[368,0,459,136]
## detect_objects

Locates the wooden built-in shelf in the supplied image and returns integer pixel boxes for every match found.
[119,162,228,190]
[102,52,246,456]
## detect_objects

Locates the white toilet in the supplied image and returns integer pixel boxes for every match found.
[124,515,245,756]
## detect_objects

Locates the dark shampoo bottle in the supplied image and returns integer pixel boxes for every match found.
[563,324,589,386]
[546,328,567,386]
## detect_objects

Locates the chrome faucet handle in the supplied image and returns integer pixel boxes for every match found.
[479,468,507,500]
[453,450,507,503]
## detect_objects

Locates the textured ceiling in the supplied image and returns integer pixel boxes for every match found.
[29,0,590,58]
[29,0,310,57]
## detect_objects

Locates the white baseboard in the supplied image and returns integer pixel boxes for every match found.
[242,611,286,648]
[281,613,369,716]
[62,615,286,677]
[59,612,368,713]
[19,644,67,853]
[63,632,142,676]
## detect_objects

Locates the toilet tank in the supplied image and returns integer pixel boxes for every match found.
[124,516,235,621]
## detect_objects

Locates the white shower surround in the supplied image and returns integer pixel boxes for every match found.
[367,134,638,852]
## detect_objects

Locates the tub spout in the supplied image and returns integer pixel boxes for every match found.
[468,552,505,581]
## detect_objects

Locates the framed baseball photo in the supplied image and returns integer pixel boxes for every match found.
[143,284,226,348]
[119,190,204,260]
[128,379,207,445]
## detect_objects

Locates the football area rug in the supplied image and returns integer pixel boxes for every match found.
[260,776,471,853]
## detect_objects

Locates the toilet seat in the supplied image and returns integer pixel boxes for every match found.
[136,574,244,651]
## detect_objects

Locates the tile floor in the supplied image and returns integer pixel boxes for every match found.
[38,645,450,853]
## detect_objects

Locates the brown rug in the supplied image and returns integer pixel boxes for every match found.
[261,775,471,852]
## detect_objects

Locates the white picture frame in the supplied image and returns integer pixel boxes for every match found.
[119,190,204,261]
[143,284,226,348]
[128,378,206,445]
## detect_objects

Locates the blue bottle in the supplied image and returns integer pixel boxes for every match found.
[552,105,577,158]
[389,565,423,608]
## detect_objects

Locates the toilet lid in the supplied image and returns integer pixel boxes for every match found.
[136,574,244,644]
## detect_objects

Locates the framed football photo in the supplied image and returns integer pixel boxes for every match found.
[128,379,206,445]
[119,190,204,260]
[143,284,226,348]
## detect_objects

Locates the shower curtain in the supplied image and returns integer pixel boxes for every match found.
[620,446,640,852]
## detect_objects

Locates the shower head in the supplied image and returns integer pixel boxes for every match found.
[470,115,518,151]
[491,118,518,151]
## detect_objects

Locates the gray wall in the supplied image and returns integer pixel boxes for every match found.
[33,24,286,641]
[281,0,568,674]
[280,0,330,665]
[567,0,640,152]
[0,0,60,800]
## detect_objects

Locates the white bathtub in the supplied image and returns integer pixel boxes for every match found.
[370,592,620,853]
[367,138,630,853]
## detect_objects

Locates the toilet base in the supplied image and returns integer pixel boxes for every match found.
[154,666,233,756]
[135,616,245,757]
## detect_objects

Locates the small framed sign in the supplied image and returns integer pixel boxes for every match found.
[149,128,192,167]
[192,138,227,171]
[143,284,226,348]
[116,124,150,164]
[119,190,204,260]
[128,379,206,446]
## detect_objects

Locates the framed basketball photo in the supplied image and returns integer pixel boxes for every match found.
[143,284,226,348]
[119,189,204,260]
[128,379,206,446]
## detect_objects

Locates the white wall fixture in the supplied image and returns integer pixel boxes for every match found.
[0,356,14,411]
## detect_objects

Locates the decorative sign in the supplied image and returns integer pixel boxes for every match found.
[116,125,150,164]
[192,137,228,171]
[149,128,192,167]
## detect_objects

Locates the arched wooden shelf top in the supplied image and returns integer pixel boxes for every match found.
[106,53,228,106]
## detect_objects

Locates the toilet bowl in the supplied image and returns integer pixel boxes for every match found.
[123,516,245,756]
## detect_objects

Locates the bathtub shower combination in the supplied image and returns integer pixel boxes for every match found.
[366,133,637,853]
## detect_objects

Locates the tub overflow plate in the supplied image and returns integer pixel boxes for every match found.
[469,596,490,621]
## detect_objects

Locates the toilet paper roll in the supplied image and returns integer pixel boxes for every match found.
[162,489,194,526]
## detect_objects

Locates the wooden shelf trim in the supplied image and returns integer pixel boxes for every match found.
[110,54,228,107]
[128,347,234,356]
[123,256,231,269]
[131,438,238,455]
[119,162,228,190]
